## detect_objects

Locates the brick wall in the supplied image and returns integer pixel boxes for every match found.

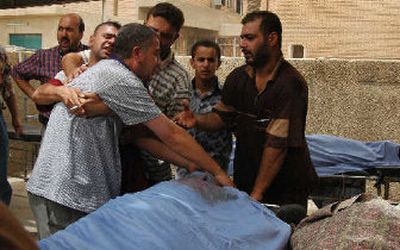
[264,0,400,59]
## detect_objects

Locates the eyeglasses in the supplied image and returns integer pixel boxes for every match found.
[148,27,176,41]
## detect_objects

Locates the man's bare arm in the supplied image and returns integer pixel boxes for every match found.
[250,147,287,201]
[145,114,233,187]
[4,86,23,136]
[32,83,82,107]
[13,78,35,99]
[78,92,113,117]
[174,100,225,131]
[135,137,198,172]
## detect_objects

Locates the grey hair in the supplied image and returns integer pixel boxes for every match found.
[113,23,156,59]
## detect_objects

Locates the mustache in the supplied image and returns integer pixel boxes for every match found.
[61,37,70,42]
[242,49,251,55]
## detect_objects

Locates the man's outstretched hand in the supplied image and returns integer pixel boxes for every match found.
[173,100,196,128]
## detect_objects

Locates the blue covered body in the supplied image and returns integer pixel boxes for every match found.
[306,134,400,176]
[39,173,291,250]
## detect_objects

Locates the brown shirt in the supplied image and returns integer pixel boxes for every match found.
[214,59,318,206]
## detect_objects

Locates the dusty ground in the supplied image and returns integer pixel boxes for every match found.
[366,181,400,203]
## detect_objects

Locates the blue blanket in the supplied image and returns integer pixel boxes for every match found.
[306,134,400,176]
[39,173,291,250]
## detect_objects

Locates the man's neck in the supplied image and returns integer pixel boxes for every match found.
[255,50,282,78]
[195,77,216,95]
[160,48,171,61]
[87,54,99,67]
[59,43,81,55]
[253,50,282,93]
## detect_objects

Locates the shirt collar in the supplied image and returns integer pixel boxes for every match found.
[245,55,284,82]
[191,76,221,97]
[110,54,131,71]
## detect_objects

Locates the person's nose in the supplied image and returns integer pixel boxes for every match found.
[60,29,67,37]
[109,37,116,45]
[239,38,246,49]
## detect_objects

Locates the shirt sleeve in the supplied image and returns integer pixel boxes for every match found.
[96,66,161,126]
[212,70,239,129]
[79,50,91,64]
[166,68,191,117]
[11,51,40,81]
[265,80,307,148]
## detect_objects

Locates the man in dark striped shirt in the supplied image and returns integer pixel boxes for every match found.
[11,13,88,125]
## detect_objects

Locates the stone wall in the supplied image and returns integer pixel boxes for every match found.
[176,56,400,143]
[4,52,400,143]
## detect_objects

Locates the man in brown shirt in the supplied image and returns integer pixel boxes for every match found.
[175,11,317,209]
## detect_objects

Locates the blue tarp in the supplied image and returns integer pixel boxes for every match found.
[39,173,291,250]
[306,134,400,176]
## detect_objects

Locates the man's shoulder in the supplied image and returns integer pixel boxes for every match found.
[35,46,60,55]
[277,60,308,91]
[225,64,249,82]
[88,59,139,83]
[93,59,124,71]
[163,58,190,78]
[279,60,307,87]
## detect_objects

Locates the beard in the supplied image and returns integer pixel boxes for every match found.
[160,45,171,60]
[248,46,270,68]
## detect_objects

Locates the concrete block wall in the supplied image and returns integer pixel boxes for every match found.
[176,56,400,143]
[3,52,400,143]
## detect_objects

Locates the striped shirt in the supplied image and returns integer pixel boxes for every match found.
[141,52,191,182]
[148,52,191,118]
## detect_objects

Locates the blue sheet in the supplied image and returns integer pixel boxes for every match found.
[39,173,291,250]
[306,134,400,176]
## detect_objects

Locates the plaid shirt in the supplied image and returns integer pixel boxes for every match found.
[140,52,191,182]
[148,52,191,118]
[0,46,13,110]
[11,44,88,120]
[11,44,89,83]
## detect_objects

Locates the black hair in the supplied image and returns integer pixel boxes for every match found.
[241,11,282,48]
[190,39,221,62]
[146,2,185,32]
[93,21,122,34]
[113,23,156,59]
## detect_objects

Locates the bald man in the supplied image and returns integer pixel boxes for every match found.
[11,13,89,126]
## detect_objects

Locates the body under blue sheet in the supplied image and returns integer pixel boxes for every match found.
[39,173,291,250]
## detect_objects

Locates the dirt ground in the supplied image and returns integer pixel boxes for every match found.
[366,181,400,203]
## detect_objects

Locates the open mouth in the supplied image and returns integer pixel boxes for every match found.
[60,40,70,47]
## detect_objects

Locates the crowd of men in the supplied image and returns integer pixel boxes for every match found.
[1,1,318,240]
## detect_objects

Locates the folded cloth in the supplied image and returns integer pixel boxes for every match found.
[291,194,400,249]
[39,172,291,250]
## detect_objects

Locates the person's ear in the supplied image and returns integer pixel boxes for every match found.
[172,33,180,43]
[131,46,142,60]
[88,35,95,47]
[267,32,278,47]
[217,59,222,70]
[78,31,84,41]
